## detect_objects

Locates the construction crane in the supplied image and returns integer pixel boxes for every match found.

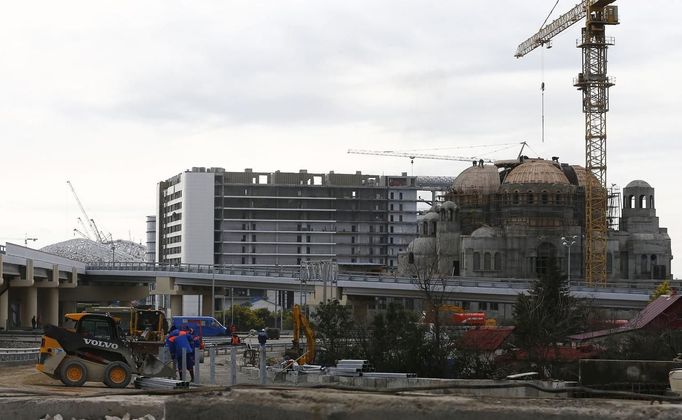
[348,149,495,164]
[3,236,39,246]
[67,180,108,243]
[73,228,89,239]
[348,149,496,174]
[515,1,619,285]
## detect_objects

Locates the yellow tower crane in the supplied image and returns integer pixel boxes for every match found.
[515,0,619,285]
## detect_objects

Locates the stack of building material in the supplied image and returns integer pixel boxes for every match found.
[326,359,374,376]
[134,377,190,390]
[299,364,324,373]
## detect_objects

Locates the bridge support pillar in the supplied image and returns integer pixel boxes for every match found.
[38,288,59,327]
[0,288,7,330]
[201,292,213,317]
[19,286,37,329]
[170,295,183,318]
[60,301,77,324]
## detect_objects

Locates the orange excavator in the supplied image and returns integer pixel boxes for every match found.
[286,304,315,365]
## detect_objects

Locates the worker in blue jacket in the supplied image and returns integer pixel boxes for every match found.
[258,329,268,347]
[169,325,196,382]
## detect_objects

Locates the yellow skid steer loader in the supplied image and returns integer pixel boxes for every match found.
[37,313,174,388]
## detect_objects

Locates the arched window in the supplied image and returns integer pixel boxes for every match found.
[473,252,481,271]
[541,191,549,205]
[448,209,454,221]
[527,191,534,204]
[555,192,562,205]
[494,253,502,270]
[431,222,437,235]
[512,191,519,205]
[649,195,655,209]
[629,195,635,209]
[484,252,492,270]
[422,222,428,235]
[639,195,647,208]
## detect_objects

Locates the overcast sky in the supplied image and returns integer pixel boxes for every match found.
[1,1,680,276]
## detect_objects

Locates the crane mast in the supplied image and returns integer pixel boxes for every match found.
[515,1,617,285]
[576,1,618,285]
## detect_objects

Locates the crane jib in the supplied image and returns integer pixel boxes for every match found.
[514,0,617,58]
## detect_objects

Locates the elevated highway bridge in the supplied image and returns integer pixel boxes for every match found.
[2,242,673,328]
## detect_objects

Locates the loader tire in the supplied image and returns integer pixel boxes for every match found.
[59,359,88,387]
[103,361,132,388]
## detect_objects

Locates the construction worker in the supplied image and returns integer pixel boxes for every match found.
[170,326,196,382]
[165,326,178,375]
[257,329,267,346]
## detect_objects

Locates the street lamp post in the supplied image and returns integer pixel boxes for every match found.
[211,266,215,319]
[561,235,578,289]
[230,287,234,327]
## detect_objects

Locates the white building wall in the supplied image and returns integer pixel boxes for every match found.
[181,172,215,264]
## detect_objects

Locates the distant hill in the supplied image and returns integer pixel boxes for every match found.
[41,238,146,264]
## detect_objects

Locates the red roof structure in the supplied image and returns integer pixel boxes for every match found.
[570,294,682,342]
[460,326,515,352]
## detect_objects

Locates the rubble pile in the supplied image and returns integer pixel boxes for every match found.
[41,238,146,264]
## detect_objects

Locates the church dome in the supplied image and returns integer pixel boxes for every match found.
[452,164,500,194]
[625,180,652,189]
[422,212,439,222]
[504,160,569,185]
[407,237,438,255]
[441,201,457,210]
[471,225,501,238]
[571,165,608,190]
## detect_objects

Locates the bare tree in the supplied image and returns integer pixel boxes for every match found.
[402,241,451,375]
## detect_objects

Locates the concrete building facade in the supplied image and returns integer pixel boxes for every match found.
[156,168,418,270]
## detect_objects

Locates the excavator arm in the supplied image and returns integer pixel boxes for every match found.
[290,304,315,365]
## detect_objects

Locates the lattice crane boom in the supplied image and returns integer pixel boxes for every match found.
[515,2,586,58]
[67,180,103,243]
[515,0,618,285]
[347,149,494,164]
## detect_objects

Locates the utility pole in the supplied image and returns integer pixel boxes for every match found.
[230,287,234,327]
[211,266,215,319]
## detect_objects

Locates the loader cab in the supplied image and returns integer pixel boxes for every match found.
[65,313,123,342]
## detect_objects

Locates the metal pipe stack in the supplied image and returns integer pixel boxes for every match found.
[326,360,415,378]
[326,359,374,376]
[134,376,190,390]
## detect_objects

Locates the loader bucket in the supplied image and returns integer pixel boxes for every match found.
[140,354,176,378]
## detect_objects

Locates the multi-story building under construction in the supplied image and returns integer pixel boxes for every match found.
[153,167,418,269]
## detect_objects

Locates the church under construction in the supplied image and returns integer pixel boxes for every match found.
[403,157,672,282]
